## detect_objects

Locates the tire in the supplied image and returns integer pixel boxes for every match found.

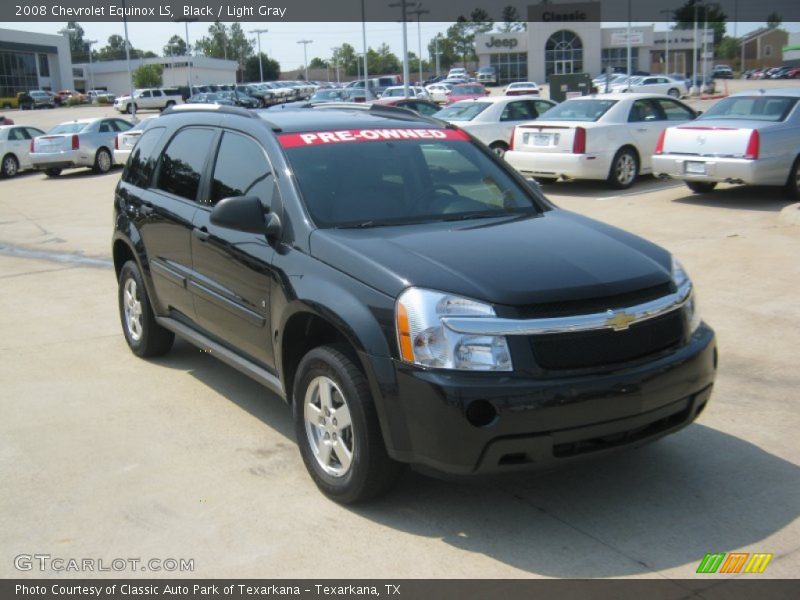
[686,181,717,194]
[783,156,800,200]
[165,100,175,109]
[1,154,19,178]
[93,147,112,174]
[667,88,680,98]
[44,168,62,177]
[489,142,508,158]
[607,147,639,189]
[535,177,558,185]
[118,260,174,358]
[293,345,402,504]
[126,103,134,114]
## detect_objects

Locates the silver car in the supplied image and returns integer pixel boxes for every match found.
[30,117,133,177]
[653,88,800,197]
[0,125,45,178]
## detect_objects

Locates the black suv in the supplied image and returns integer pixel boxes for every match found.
[113,104,717,503]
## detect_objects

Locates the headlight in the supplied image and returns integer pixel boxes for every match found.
[672,257,701,333]
[396,288,512,371]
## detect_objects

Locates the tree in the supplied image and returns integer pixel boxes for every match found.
[428,33,458,71]
[62,22,89,63]
[370,43,401,74]
[331,43,358,75]
[195,21,230,59]
[766,12,782,29]
[96,35,156,61]
[499,6,527,32]
[244,54,280,81]
[716,36,740,60]
[309,57,328,69]
[132,64,163,88]
[164,35,187,57]
[672,0,727,46]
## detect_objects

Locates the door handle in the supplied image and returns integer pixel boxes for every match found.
[192,227,210,242]
[636,128,648,132]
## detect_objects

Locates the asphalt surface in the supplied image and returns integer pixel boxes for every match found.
[1,91,799,581]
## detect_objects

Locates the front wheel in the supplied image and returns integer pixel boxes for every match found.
[118,261,174,357]
[686,181,717,194]
[293,345,402,504]
[667,88,681,98]
[489,142,508,158]
[608,148,639,189]
[93,148,112,174]
[1,154,19,178]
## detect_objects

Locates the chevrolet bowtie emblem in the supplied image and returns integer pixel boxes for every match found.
[605,309,636,331]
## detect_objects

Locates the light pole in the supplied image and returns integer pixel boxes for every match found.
[389,0,417,98]
[626,0,632,91]
[659,9,672,75]
[691,0,701,95]
[85,39,97,94]
[361,0,369,97]
[175,17,198,93]
[409,4,429,86]
[331,48,340,83]
[297,39,313,81]
[250,29,269,82]
[121,0,135,121]
[434,35,441,78]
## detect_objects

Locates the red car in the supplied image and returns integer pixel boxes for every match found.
[0,115,13,125]
[786,67,800,79]
[446,83,490,104]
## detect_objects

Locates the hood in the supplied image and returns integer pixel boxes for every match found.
[310,209,672,307]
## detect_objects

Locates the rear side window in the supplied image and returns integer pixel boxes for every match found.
[156,128,215,201]
[699,96,799,122]
[541,99,617,122]
[209,132,274,207]
[655,99,695,121]
[123,127,165,188]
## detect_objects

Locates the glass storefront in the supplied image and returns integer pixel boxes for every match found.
[0,51,39,98]
[489,52,528,85]
[601,48,639,74]
[545,30,583,80]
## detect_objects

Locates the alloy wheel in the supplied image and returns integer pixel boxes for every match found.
[303,375,354,477]
[123,278,143,342]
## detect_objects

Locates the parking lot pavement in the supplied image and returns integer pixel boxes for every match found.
[1,163,800,579]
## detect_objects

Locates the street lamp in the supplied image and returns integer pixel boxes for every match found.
[389,0,417,98]
[297,39,313,81]
[250,29,269,82]
[659,9,672,76]
[85,39,97,94]
[361,0,369,97]
[175,17,198,92]
[409,4,430,86]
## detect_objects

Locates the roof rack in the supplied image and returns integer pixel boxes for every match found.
[163,103,282,132]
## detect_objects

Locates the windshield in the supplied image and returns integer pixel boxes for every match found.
[539,99,617,122]
[698,96,799,122]
[434,102,491,121]
[280,129,539,228]
[49,122,89,134]
[453,85,484,95]
[311,90,344,100]
[383,89,407,97]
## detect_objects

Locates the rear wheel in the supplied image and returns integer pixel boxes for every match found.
[686,181,717,194]
[293,345,402,504]
[93,148,112,174]
[489,142,508,158]
[44,168,61,178]
[784,156,800,200]
[608,147,639,189]
[667,88,681,98]
[1,154,19,178]
[118,261,174,357]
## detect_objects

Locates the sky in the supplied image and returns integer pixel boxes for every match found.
[2,21,795,71]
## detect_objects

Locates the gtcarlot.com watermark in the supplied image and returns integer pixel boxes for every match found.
[14,554,194,573]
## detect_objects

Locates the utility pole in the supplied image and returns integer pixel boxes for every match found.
[434,35,441,77]
[361,0,369,98]
[175,17,197,93]
[85,39,97,93]
[331,48,340,83]
[659,9,671,75]
[409,4,430,86]
[297,39,313,80]
[389,0,417,98]
[692,0,701,95]
[626,0,632,90]
[122,0,136,121]
[250,29,268,81]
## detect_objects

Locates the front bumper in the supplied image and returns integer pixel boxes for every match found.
[363,323,716,475]
[652,154,778,185]
[505,149,613,181]
[30,150,91,170]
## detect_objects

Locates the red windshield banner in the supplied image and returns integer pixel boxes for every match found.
[278,128,470,148]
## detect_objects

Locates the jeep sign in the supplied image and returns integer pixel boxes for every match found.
[485,37,519,49]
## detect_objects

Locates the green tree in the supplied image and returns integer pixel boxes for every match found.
[499,6,527,32]
[371,43,401,74]
[766,12,782,28]
[332,43,358,75]
[309,57,328,69]
[428,33,458,71]
[62,22,89,63]
[195,21,229,58]
[672,0,727,46]
[163,35,187,57]
[716,36,740,60]
[244,54,280,81]
[132,64,163,88]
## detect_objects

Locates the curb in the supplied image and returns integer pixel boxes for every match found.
[778,202,800,226]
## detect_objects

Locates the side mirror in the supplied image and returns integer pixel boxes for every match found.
[210,195,280,239]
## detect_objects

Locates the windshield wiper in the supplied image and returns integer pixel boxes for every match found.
[336,220,398,229]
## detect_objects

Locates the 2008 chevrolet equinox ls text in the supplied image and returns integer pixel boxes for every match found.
[112,103,717,503]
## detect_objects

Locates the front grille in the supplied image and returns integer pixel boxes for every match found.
[530,310,684,370]
[516,282,673,319]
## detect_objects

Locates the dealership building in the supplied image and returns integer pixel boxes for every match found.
[476,1,715,85]
[0,28,73,101]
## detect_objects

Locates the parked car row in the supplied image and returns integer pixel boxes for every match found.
[742,66,800,80]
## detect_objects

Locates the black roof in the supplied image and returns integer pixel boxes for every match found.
[254,106,443,133]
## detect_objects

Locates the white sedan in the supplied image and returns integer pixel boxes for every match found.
[607,76,685,98]
[433,96,556,157]
[380,86,431,100]
[0,125,45,178]
[504,82,540,96]
[504,93,698,188]
[425,83,453,103]
[113,116,157,165]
